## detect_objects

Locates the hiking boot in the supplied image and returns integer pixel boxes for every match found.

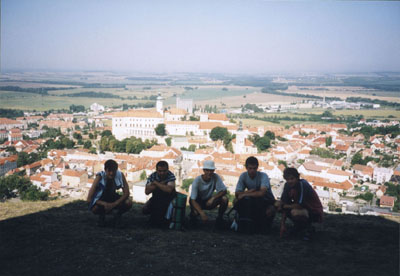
[97,214,106,227]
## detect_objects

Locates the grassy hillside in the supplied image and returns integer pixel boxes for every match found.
[0,200,398,276]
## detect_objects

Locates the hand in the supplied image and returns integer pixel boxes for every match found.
[206,197,215,208]
[104,202,115,213]
[200,213,208,223]
[274,201,283,211]
[238,194,245,200]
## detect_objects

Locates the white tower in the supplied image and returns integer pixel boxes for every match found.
[156,93,164,115]
[234,121,246,154]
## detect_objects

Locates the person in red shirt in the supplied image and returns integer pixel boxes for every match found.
[276,167,323,240]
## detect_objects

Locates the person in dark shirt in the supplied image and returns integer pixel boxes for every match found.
[87,159,132,227]
[276,167,323,240]
[234,156,276,232]
[142,160,176,227]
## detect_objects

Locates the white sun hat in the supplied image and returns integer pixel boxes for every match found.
[202,160,216,170]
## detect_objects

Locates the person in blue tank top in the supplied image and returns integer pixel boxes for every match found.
[87,159,132,227]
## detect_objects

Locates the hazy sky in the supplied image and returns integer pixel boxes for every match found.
[2,0,400,73]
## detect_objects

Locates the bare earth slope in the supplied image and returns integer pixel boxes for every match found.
[0,200,398,276]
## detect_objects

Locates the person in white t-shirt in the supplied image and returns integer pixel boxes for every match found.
[189,160,228,228]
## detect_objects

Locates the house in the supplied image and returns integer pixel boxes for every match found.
[131,181,150,203]
[0,118,26,130]
[325,169,353,183]
[231,137,257,155]
[373,167,393,184]
[375,185,387,199]
[0,155,18,176]
[353,164,373,182]
[298,162,325,178]
[380,195,396,210]
[8,128,23,142]
[62,170,88,188]
[164,108,188,121]
[217,170,242,194]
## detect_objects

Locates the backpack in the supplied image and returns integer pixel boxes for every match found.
[169,192,187,230]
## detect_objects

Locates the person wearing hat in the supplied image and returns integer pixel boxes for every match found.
[189,160,228,228]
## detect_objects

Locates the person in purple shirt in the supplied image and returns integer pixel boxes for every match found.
[276,167,323,240]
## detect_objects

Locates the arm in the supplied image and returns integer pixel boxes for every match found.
[236,187,267,200]
[87,175,101,203]
[145,183,157,195]
[153,180,175,194]
[190,198,208,222]
[108,173,130,209]
[282,203,303,210]
[206,189,227,206]
[208,175,227,204]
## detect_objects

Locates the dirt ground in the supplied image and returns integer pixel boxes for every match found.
[0,200,398,276]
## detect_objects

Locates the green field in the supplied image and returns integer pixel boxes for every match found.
[0,90,151,111]
[164,86,257,105]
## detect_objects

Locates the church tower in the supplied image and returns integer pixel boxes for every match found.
[156,93,164,115]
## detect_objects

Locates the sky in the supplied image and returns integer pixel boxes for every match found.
[1,0,400,74]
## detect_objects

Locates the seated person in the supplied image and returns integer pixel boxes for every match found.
[87,159,132,227]
[276,167,323,240]
[235,156,276,232]
[143,160,176,227]
[189,160,228,228]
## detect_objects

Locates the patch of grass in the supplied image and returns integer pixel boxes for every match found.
[0,198,73,221]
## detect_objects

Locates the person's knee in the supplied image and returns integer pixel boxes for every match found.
[291,209,309,221]
[221,196,228,206]
[91,205,104,215]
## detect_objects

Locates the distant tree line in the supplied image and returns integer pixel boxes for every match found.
[61,91,122,99]
[82,83,126,88]
[0,86,75,95]
[69,104,85,113]
[0,108,24,118]
[261,87,341,101]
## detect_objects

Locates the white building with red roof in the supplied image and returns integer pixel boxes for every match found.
[62,169,88,188]
[0,118,26,130]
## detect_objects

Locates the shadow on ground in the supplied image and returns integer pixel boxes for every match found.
[0,200,398,276]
